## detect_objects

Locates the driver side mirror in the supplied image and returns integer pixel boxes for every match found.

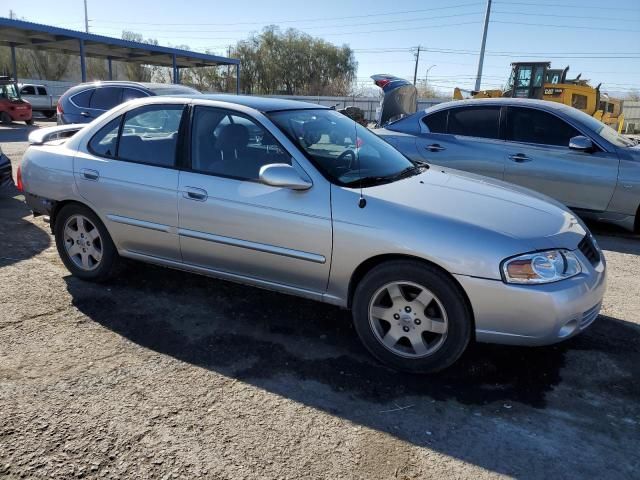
[259,164,312,191]
[569,135,594,152]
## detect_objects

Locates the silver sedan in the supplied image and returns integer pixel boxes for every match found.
[19,95,606,372]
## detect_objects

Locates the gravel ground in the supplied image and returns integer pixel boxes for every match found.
[1,123,639,479]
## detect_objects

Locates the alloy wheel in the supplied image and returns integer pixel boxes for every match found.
[368,281,448,358]
[63,214,103,271]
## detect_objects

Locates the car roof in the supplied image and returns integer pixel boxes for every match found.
[427,97,571,113]
[62,81,200,97]
[199,94,327,112]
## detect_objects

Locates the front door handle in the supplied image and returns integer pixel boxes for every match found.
[509,153,531,162]
[80,168,99,181]
[183,187,208,202]
[426,143,446,152]
[80,111,90,117]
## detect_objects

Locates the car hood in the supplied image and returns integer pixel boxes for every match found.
[363,167,587,251]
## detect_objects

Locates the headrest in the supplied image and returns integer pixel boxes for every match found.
[217,123,249,150]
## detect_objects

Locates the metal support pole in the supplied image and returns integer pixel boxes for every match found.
[79,39,87,82]
[108,57,113,80]
[474,0,492,91]
[172,55,178,84]
[84,0,90,33]
[10,43,18,82]
[236,64,240,94]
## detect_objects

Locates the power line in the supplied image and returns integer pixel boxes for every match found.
[491,20,640,33]
[494,0,640,11]
[492,9,640,22]
[90,20,484,40]
[89,2,483,26]
[89,11,484,34]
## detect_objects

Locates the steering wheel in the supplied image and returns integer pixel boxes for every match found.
[336,149,356,168]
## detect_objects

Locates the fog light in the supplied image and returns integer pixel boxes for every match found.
[558,319,578,338]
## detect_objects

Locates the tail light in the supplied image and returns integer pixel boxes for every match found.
[16,165,23,191]
[375,79,391,89]
[57,101,63,115]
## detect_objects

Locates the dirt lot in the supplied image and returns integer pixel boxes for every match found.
[1,122,639,479]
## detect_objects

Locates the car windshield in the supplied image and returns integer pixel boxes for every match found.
[564,106,635,148]
[269,109,421,186]
[0,83,20,101]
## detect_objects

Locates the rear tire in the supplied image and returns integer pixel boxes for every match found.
[43,111,56,119]
[1,112,11,125]
[54,204,119,282]
[25,119,34,126]
[352,260,472,373]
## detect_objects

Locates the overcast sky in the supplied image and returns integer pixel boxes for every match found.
[4,0,639,96]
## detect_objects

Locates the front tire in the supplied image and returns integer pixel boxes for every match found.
[54,204,118,281]
[352,260,472,373]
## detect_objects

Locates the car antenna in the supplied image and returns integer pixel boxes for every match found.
[356,120,366,208]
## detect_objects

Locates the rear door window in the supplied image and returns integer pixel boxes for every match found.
[422,110,448,133]
[506,107,580,147]
[90,87,122,110]
[71,89,94,108]
[122,88,148,103]
[448,107,501,139]
[37,87,47,95]
[117,105,185,167]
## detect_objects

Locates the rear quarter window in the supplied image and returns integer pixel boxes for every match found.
[422,110,448,133]
[71,89,94,108]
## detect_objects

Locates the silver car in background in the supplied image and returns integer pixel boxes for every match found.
[19,95,606,372]
[376,97,640,232]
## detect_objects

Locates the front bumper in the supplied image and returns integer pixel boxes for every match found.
[0,155,13,189]
[455,253,606,346]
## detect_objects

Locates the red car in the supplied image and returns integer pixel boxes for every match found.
[0,76,33,125]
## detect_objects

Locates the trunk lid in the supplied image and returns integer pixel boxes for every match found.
[371,74,417,127]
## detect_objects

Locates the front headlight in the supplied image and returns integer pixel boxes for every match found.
[502,250,582,284]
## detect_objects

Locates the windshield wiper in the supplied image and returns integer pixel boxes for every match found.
[343,163,428,188]
[386,163,427,181]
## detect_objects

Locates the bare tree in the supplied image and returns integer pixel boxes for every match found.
[625,89,640,101]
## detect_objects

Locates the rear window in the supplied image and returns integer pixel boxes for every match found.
[448,106,500,139]
[90,87,122,110]
[71,89,94,108]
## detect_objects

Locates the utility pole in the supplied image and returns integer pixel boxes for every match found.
[413,46,421,86]
[9,9,16,19]
[474,0,492,91]
[83,0,89,33]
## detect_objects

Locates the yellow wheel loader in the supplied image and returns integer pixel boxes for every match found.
[453,62,624,133]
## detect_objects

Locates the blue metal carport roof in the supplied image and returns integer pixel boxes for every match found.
[0,17,240,90]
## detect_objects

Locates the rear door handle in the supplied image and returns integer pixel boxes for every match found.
[80,111,90,117]
[183,187,208,201]
[80,168,99,181]
[426,143,446,152]
[509,153,531,162]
